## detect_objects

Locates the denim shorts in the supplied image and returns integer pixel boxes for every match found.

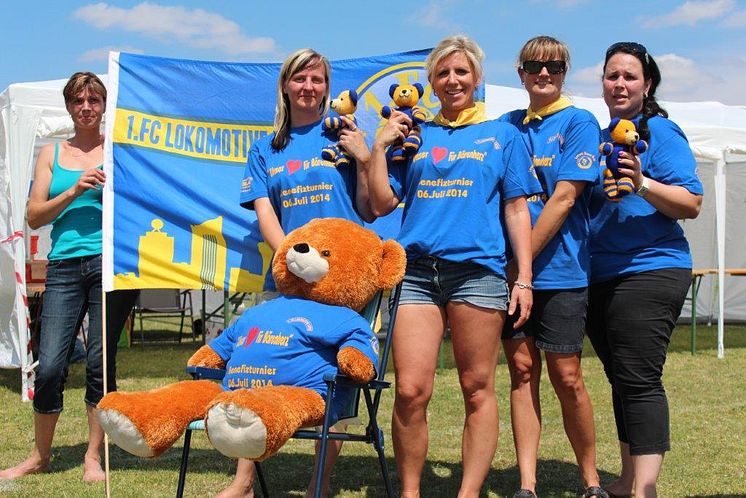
[502,287,588,354]
[396,256,509,311]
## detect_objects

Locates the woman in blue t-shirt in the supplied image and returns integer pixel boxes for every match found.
[0,73,138,482]
[240,48,373,251]
[587,43,703,498]
[367,35,538,497]
[236,48,372,498]
[499,36,606,498]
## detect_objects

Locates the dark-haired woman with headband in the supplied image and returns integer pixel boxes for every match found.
[587,42,703,498]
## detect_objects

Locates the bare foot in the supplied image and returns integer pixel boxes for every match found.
[82,454,105,483]
[0,456,50,480]
[214,482,255,498]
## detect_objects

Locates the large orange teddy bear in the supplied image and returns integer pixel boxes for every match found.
[97,218,405,461]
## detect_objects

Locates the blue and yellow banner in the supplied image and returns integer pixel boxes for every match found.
[103,50,484,292]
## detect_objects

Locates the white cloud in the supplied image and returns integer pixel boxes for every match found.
[409,1,461,30]
[572,61,604,86]
[78,45,144,62]
[722,9,746,26]
[570,53,746,105]
[74,2,276,55]
[641,0,735,28]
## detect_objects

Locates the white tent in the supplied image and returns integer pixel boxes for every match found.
[1,78,745,386]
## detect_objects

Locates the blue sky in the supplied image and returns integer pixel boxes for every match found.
[3,0,745,105]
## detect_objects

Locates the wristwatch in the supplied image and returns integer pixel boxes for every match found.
[636,176,651,198]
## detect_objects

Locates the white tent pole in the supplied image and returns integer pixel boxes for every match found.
[715,154,726,358]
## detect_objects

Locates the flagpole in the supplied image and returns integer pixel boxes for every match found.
[102,289,111,498]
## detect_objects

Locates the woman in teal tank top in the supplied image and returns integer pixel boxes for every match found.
[0,73,138,483]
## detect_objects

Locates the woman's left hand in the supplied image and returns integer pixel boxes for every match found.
[617,151,644,189]
[338,116,370,164]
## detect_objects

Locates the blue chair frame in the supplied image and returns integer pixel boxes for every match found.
[176,283,401,498]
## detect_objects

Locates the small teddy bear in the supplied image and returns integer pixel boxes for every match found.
[380,83,427,161]
[599,117,649,200]
[97,218,405,462]
[321,89,359,167]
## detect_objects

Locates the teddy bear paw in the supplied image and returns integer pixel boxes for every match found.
[206,402,268,459]
[97,409,155,458]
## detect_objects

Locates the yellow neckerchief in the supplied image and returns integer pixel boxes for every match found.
[433,103,488,128]
[522,96,573,125]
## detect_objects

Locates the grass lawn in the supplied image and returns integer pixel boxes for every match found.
[0,320,744,497]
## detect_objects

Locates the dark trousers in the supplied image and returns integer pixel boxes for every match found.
[34,255,139,413]
[587,268,690,455]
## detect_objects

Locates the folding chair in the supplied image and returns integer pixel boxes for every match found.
[176,283,402,498]
[133,289,194,346]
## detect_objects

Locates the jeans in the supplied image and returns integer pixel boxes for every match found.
[587,268,690,455]
[34,255,139,413]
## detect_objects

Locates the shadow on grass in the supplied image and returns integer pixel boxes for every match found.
[688,495,746,498]
[108,448,394,497]
[109,444,624,498]
[0,368,22,393]
[418,459,620,497]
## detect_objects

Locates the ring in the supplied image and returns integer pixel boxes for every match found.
[350,126,357,131]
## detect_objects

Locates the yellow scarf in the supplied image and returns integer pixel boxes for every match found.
[433,103,488,128]
[522,96,573,125]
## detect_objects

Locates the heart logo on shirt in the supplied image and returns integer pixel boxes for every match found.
[287,160,302,174]
[244,326,260,347]
[432,147,448,165]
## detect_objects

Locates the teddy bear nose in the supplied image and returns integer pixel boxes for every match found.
[293,243,310,253]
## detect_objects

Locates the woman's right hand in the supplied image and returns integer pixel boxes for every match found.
[72,167,106,196]
[373,109,413,150]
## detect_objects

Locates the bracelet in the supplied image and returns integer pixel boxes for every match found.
[514,281,533,290]
[636,175,651,198]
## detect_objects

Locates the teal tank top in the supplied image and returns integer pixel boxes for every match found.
[47,143,103,260]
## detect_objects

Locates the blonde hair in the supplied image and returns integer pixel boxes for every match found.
[517,36,571,70]
[63,72,106,105]
[425,35,484,85]
[272,48,331,151]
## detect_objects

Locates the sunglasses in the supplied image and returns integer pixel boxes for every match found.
[605,42,649,64]
[521,60,566,75]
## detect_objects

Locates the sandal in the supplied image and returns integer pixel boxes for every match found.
[582,486,610,498]
[513,490,538,498]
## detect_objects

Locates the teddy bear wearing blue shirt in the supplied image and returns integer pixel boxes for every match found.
[97,218,405,461]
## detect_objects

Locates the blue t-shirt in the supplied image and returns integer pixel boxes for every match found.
[589,115,704,283]
[500,106,601,289]
[240,120,363,231]
[387,119,541,278]
[209,295,379,424]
